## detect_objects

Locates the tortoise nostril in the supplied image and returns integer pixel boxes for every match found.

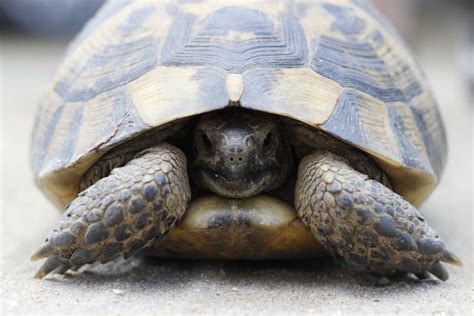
[228,156,244,163]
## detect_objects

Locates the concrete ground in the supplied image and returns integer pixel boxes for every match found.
[1,14,473,316]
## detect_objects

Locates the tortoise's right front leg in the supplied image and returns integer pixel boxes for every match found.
[32,144,191,279]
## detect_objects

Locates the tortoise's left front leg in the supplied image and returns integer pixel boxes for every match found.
[295,150,462,280]
[31,144,191,278]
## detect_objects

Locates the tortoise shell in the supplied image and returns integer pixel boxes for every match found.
[31,0,446,209]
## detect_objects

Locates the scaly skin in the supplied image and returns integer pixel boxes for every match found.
[32,144,191,278]
[32,110,461,281]
[295,150,462,280]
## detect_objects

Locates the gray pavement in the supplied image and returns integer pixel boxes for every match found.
[1,17,473,316]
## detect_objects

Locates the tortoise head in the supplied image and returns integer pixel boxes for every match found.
[192,109,292,198]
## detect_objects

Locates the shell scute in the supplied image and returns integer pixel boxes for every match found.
[32,0,446,208]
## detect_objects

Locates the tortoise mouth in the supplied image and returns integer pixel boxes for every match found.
[203,167,276,185]
[195,167,280,198]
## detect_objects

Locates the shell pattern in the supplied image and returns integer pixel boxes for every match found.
[31,0,446,208]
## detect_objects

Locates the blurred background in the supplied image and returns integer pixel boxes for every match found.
[0,1,473,314]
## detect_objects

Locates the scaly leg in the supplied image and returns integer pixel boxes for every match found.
[32,144,191,278]
[295,150,462,281]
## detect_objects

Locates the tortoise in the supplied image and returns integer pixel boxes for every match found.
[31,0,462,280]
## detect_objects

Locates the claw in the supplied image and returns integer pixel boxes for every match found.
[54,263,72,275]
[428,262,449,281]
[441,249,463,267]
[31,242,54,261]
[414,271,431,280]
[34,256,62,279]
[71,265,82,272]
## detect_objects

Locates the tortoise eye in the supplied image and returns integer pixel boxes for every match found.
[201,132,213,152]
[262,132,273,151]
